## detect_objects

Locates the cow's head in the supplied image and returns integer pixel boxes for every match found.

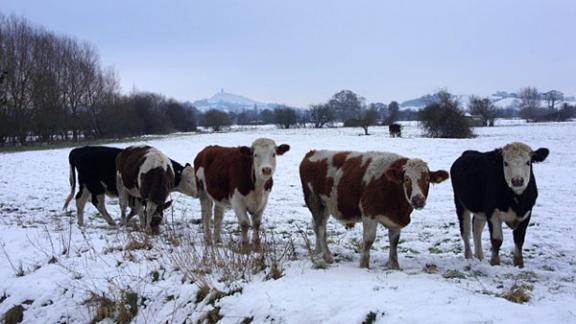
[385,158,449,210]
[149,200,173,234]
[176,163,198,198]
[240,138,290,181]
[501,142,549,195]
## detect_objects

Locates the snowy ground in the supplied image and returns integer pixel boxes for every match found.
[0,121,575,323]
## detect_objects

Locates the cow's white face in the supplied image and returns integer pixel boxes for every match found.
[244,138,290,182]
[178,164,198,198]
[502,142,549,195]
[385,159,449,210]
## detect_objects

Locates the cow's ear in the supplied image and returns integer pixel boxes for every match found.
[532,148,549,163]
[239,146,252,155]
[384,167,404,184]
[429,170,449,183]
[276,144,290,156]
[163,200,172,210]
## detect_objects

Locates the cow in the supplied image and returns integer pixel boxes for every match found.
[63,146,197,227]
[194,138,290,250]
[299,150,449,269]
[63,146,123,226]
[450,142,549,268]
[388,123,402,138]
[116,145,195,233]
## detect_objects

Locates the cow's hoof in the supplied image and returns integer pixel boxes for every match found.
[475,252,484,261]
[490,256,500,266]
[464,249,473,259]
[513,256,524,268]
[359,260,370,269]
[323,254,334,264]
[239,242,251,254]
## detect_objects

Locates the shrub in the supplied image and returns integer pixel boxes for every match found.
[419,91,473,138]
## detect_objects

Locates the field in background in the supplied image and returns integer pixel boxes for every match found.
[0,121,575,323]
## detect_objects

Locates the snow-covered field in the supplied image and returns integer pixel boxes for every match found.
[1,121,575,323]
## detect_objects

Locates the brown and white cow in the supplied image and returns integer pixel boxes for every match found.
[194,138,290,249]
[299,150,449,269]
[116,145,197,233]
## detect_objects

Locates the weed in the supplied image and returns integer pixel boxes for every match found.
[363,311,378,324]
[2,304,24,324]
[423,263,438,274]
[442,269,467,279]
[241,316,254,323]
[501,285,531,304]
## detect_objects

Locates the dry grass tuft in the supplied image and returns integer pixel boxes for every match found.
[501,285,532,304]
[85,290,139,324]
[125,233,153,251]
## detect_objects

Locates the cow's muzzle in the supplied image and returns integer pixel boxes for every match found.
[511,177,524,187]
[411,195,425,209]
[262,167,272,176]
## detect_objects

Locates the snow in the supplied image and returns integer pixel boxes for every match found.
[1,121,575,323]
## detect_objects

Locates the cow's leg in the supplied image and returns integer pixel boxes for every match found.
[512,213,531,268]
[231,203,250,252]
[199,195,214,245]
[116,174,129,223]
[360,216,377,268]
[455,199,472,259]
[473,213,486,260]
[306,191,332,263]
[487,213,503,266]
[312,208,333,264]
[75,186,90,226]
[213,204,225,244]
[126,197,141,223]
[144,201,158,234]
[94,194,116,226]
[250,211,263,250]
[387,228,401,270]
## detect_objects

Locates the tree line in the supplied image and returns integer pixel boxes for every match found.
[1,14,574,146]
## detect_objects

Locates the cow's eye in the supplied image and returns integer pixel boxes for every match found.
[272,153,276,157]
[504,161,509,167]
[526,161,530,166]
[254,154,259,158]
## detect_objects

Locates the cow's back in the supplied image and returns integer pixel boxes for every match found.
[194,146,253,202]
[300,150,386,222]
[70,146,122,193]
[451,149,505,212]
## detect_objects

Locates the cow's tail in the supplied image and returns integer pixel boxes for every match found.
[63,161,76,210]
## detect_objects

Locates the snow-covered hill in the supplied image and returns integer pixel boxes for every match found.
[189,90,280,113]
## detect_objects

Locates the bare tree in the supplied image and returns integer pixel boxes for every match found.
[543,90,564,110]
[386,101,400,124]
[274,106,298,129]
[327,90,364,123]
[202,109,231,132]
[358,107,379,135]
[518,87,542,121]
[468,96,496,126]
[309,103,334,128]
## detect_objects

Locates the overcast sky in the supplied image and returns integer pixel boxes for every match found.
[3,0,575,106]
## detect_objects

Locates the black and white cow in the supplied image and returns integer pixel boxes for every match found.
[64,146,197,227]
[116,145,198,233]
[450,142,549,268]
[63,146,121,226]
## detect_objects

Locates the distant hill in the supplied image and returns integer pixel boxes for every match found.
[399,91,576,111]
[188,90,280,113]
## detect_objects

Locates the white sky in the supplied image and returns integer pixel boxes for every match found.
[3,0,576,106]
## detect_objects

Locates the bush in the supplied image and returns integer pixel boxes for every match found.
[419,91,473,138]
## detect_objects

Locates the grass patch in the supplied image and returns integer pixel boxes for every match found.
[442,269,467,279]
[362,311,378,324]
[125,234,153,251]
[423,263,438,274]
[2,305,24,324]
[501,285,532,304]
[85,290,139,324]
